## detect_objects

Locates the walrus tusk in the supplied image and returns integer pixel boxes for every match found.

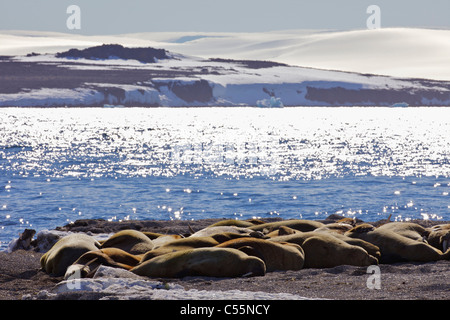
[443,239,448,252]
[188,224,195,235]
[86,264,102,278]
[83,257,99,268]
[378,214,393,227]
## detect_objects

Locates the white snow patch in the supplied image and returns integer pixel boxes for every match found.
[27,266,315,300]
[1,29,449,107]
[2,28,449,80]
[0,88,104,107]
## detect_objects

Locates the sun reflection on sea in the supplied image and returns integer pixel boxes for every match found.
[1,107,450,248]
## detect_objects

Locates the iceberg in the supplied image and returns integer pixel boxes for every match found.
[256,96,284,108]
[390,102,409,107]
[103,104,125,108]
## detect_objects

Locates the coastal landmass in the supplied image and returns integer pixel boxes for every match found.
[1,44,450,108]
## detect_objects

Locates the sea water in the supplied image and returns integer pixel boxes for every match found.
[1,107,450,249]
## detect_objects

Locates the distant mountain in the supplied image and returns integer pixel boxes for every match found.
[55,44,170,63]
[1,44,450,107]
[2,28,450,81]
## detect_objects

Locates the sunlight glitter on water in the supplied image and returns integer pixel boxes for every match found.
[2,107,450,180]
[1,107,450,248]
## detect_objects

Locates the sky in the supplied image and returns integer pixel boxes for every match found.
[0,0,449,34]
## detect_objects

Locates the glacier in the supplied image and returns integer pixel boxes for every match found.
[1,44,450,107]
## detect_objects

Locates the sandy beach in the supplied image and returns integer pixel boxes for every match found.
[0,217,448,301]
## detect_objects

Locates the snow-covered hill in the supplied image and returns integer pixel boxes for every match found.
[1,28,450,81]
[1,35,450,107]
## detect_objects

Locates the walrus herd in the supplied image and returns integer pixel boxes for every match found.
[38,218,450,280]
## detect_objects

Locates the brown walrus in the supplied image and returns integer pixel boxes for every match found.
[189,226,265,239]
[139,236,220,262]
[265,226,300,238]
[131,247,266,278]
[216,238,305,271]
[40,233,100,276]
[64,247,141,279]
[376,222,429,242]
[426,224,450,252]
[300,235,379,268]
[150,234,184,248]
[140,230,265,262]
[270,231,379,268]
[345,224,450,263]
[248,219,324,234]
[207,219,262,228]
[101,229,154,255]
[313,222,354,235]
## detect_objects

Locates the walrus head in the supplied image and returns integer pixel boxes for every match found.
[348,223,376,233]
[426,227,450,252]
[64,263,90,280]
[243,257,266,277]
[336,217,356,226]
[439,233,450,252]
[64,257,100,280]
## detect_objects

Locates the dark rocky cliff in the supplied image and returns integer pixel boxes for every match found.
[55,44,170,63]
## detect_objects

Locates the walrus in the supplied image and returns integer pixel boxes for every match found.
[325,233,381,259]
[376,222,429,242]
[426,224,450,252]
[139,236,221,262]
[300,235,378,268]
[140,231,183,240]
[248,219,324,234]
[131,247,266,278]
[270,231,378,268]
[345,224,450,263]
[269,229,377,251]
[189,226,265,239]
[64,247,141,280]
[428,224,450,233]
[40,233,100,276]
[313,223,354,235]
[101,229,154,255]
[216,238,305,271]
[336,217,357,226]
[207,219,259,228]
[150,234,184,248]
[307,224,381,259]
[265,226,300,238]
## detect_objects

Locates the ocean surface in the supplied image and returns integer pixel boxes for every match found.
[1,107,450,249]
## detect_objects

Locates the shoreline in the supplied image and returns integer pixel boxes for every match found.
[0,217,449,300]
[1,105,450,109]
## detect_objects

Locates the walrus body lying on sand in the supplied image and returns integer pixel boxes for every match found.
[345,223,450,263]
[64,247,142,280]
[216,238,305,271]
[38,218,449,280]
[131,247,266,278]
[40,233,100,276]
[269,231,379,268]
[100,229,154,255]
